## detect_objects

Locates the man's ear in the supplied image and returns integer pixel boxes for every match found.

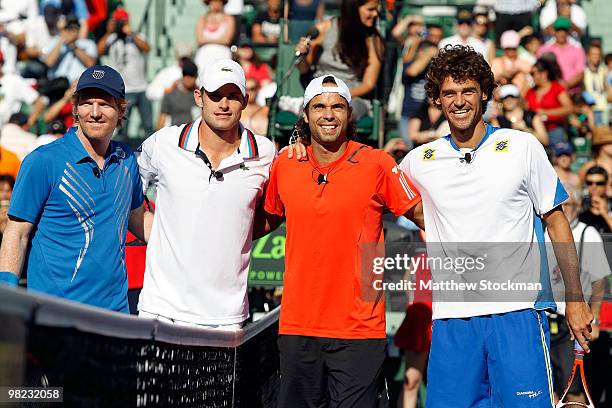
[242,93,249,109]
[303,109,309,123]
[482,92,488,101]
[194,88,204,108]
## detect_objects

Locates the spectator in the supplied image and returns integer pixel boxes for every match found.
[584,42,609,126]
[295,0,385,120]
[471,12,495,63]
[383,137,409,163]
[491,30,533,95]
[568,92,595,140]
[0,113,38,160]
[40,0,90,38]
[0,174,15,241]
[493,0,541,48]
[0,0,38,75]
[194,0,235,81]
[35,119,66,148]
[579,166,612,234]
[251,0,281,44]
[398,23,443,145]
[24,4,60,79]
[157,59,199,129]
[235,42,272,86]
[242,78,269,136]
[41,15,97,84]
[43,83,76,131]
[538,17,586,92]
[540,0,586,40]
[0,145,20,181]
[146,43,193,102]
[391,14,424,51]
[578,127,612,195]
[85,0,108,40]
[408,97,449,146]
[552,142,579,191]
[525,58,573,145]
[492,84,548,145]
[0,54,45,129]
[97,8,152,142]
[438,9,488,61]
[519,34,542,65]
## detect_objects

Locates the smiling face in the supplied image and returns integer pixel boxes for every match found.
[437,76,487,132]
[75,88,124,142]
[586,173,607,199]
[358,0,379,28]
[196,83,247,132]
[303,90,351,149]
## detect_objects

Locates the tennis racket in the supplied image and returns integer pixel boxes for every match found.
[555,341,595,407]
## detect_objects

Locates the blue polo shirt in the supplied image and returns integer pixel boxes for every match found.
[8,128,144,312]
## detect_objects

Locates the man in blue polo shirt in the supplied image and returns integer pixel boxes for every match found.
[0,65,149,313]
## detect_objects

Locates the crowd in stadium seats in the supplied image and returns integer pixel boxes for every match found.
[0,0,610,406]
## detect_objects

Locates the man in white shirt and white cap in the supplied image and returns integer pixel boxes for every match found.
[136,59,276,328]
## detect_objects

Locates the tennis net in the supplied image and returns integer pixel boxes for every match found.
[0,286,279,407]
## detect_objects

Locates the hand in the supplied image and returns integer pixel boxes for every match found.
[565,301,594,352]
[295,37,311,56]
[61,29,78,45]
[590,195,608,216]
[284,136,308,160]
[590,322,600,341]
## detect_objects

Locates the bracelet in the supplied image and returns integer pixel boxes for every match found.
[0,271,18,286]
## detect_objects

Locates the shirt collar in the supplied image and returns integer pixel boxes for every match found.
[65,127,126,164]
[178,118,259,160]
[443,124,498,152]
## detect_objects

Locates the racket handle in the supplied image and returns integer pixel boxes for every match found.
[574,340,585,353]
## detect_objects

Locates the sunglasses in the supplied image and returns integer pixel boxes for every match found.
[586,180,606,186]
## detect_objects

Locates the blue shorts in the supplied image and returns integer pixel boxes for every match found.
[426,308,554,408]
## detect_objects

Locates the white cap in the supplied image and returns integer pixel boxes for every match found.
[499,84,520,99]
[200,59,246,97]
[303,74,352,108]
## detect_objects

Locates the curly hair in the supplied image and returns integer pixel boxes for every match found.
[425,45,495,112]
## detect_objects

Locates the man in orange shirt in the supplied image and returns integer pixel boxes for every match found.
[0,146,21,181]
[261,75,423,407]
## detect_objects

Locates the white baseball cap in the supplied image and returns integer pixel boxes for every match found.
[200,59,246,97]
[499,84,520,99]
[303,74,352,108]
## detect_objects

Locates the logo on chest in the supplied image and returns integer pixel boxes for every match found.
[494,139,509,152]
[423,148,435,161]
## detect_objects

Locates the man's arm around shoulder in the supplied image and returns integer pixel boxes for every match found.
[0,218,34,286]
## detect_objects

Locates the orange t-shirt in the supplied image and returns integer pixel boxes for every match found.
[0,147,21,180]
[264,141,421,339]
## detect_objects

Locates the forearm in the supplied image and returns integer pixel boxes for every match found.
[252,207,283,240]
[589,279,605,320]
[0,222,31,278]
[71,46,96,67]
[44,42,64,67]
[403,202,424,230]
[44,97,70,122]
[128,205,153,243]
[27,98,45,129]
[131,34,150,53]
[566,72,584,89]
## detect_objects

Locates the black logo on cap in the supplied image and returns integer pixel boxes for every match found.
[221,68,233,72]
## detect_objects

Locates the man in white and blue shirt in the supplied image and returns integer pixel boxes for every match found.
[0,65,148,313]
[399,45,593,407]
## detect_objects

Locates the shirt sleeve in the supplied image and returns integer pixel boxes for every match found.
[160,93,171,114]
[8,150,51,224]
[76,39,98,58]
[378,151,421,216]
[135,132,160,192]
[130,155,145,211]
[17,76,39,105]
[263,156,284,216]
[73,0,90,20]
[525,134,569,216]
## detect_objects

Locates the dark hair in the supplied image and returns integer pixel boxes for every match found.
[426,23,443,31]
[425,45,495,111]
[533,57,562,82]
[587,42,602,53]
[8,112,28,126]
[337,0,384,79]
[605,53,612,65]
[0,174,15,189]
[586,165,609,182]
[521,34,540,48]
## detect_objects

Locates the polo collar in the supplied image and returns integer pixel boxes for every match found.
[64,127,126,164]
[178,118,259,160]
[443,124,498,152]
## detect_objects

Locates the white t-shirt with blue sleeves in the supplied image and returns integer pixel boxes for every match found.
[400,125,569,319]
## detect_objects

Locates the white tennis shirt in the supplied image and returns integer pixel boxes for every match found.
[400,125,569,319]
[136,118,276,325]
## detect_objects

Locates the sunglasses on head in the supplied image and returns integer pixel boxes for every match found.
[586,180,606,186]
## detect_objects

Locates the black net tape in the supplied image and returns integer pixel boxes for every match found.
[24,319,279,408]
